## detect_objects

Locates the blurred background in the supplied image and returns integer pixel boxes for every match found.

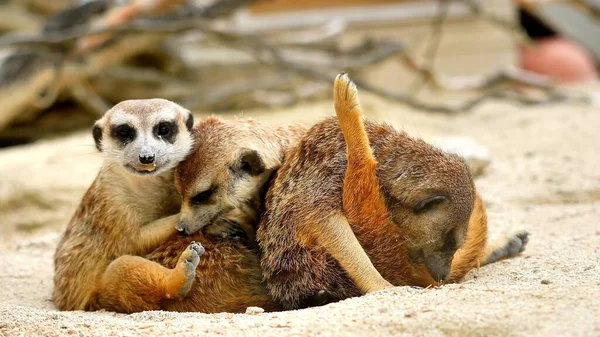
[0,0,597,147]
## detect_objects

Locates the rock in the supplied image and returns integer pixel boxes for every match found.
[244,307,264,315]
[541,279,552,285]
[431,136,491,177]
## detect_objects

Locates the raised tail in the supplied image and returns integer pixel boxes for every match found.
[333,72,375,165]
[334,73,388,231]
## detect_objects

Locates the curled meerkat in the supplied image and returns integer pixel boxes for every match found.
[335,73,528,282]
[174,117,306,236]
[257,73,529,309]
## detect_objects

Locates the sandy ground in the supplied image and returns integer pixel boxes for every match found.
[0,86,599,337]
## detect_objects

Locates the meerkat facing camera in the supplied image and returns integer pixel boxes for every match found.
[53,99,202,312]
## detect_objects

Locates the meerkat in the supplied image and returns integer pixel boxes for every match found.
[53,98,203,312]
[257,73,529,309]
[334,73,528,283]
[173,117,306,236]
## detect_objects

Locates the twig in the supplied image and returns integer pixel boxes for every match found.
[77,0,189,52]
[68,80,110,118]
[0,17,217,50]
[460,0,531,44]
[410,0,449,94]
[0,0,259,50]
[0,0,589,133]
[180,74,293,109]
[201,29,585,113]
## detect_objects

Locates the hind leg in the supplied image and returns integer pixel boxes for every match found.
[482,229,529,265]
[91,242,204,313]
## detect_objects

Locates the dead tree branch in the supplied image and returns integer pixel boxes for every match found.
[0,0,591,141]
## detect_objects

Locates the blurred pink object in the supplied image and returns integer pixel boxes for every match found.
[518,37,598,83]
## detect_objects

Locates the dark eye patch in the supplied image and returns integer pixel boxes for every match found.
[413,195,447,214]
[110,124,136,145]
[441,229,457,253]
[154,120,178,143]
[190,188,214,205]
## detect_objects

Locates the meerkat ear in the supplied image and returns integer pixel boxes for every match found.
[92,121,103,152]
[185,111,194,132]
[235,149,265,176]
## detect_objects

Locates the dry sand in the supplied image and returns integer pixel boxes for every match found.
[0,87,599,337]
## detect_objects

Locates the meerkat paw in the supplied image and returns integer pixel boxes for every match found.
[176,241,204,297]
[483,229,530,265]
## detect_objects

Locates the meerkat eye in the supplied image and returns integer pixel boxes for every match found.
[154,121,178,143]
[413,195,447,214]
[157,122,172,137]
[112,124,136,143]
[190,188,213,205]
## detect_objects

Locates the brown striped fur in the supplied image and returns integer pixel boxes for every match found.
[53,100,287,314]
[257,74,526,310]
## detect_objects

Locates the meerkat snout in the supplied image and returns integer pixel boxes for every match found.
[138,146,155,165]
[422,252,453,282]
[175,220,190,236]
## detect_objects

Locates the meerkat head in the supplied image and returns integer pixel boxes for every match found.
[379,139,475,282]
[173,117,282,235]
[92,98,194,176]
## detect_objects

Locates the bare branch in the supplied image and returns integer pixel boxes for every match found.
[410,0,449,94]
[0,0,591,139]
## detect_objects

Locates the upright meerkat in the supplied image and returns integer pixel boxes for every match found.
[53,98,202,312]
[258,73,529,309]
[54,99,278,313]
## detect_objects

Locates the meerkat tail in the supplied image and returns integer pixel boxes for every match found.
[333,72,374,164]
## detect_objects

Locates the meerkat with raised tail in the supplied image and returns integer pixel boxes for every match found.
[257,73,529,309]
[334,73,528,284]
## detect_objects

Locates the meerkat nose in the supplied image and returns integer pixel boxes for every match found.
[176,221,190,236]
[139,153,155,164]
